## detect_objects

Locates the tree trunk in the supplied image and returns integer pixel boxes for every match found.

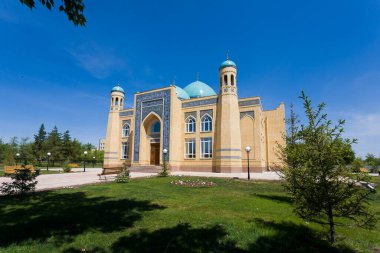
[327,207,335,244]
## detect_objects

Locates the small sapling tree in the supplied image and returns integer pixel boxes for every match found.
[277,92,376,244]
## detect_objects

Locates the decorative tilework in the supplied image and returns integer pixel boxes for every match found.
[182,97,218,108]
[133,89,171,162]
[200,109,213,118]
[142,105,163,120]
[122,119,131,125]
[142,99,163,107]
[185,111,197,119]
[240,111,255,119]
[238,99,260,107]
[120,110,134,117]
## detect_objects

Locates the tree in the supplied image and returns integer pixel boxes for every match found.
[277,92,376,244]
[351,157,364,173]
[365,154,380,173]
[19,0,86,26]
[45,126,63,163]
[33,124,47,161]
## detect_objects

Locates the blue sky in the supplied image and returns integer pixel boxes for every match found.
[0,0,379,156]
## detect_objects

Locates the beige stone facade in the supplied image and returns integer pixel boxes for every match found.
[104,58,285,173]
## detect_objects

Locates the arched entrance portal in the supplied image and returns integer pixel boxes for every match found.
[140,113,162,165]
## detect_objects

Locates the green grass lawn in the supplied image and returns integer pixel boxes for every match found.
[0,177,379,253]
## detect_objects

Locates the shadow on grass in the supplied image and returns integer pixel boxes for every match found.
[108,220,355,253]
[111,223,245,253]
[247,218,355,253]
[0,191,165,247]
[255,193,293,204]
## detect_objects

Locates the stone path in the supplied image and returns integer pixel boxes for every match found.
[0,169,282,191]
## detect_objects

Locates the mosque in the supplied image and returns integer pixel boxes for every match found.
[104,56,285,173]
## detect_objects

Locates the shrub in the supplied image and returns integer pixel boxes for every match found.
[158,163,169,177]
[0,166,38,195]
[115,162,130,183]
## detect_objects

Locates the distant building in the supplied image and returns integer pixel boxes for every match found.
[98,138,105,151]
[104,56,285,173]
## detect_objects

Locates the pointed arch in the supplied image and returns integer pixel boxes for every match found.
[185,115,196,133]
[201,114,212,132]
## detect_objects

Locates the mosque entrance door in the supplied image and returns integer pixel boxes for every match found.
[150,143,160,165]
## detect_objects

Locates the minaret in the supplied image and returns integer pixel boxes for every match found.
[104,84,125,168]
[214,53,242,172]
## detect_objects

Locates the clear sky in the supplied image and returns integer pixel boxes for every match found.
[0,0,379,156]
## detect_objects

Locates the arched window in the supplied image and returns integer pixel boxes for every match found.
[231,74,235,86]
[115,97,119,106]
[151,121,160,133]
[185,116,196,133]
[201,115,212,132]
[224,75,228,85]
[122,124,130,137]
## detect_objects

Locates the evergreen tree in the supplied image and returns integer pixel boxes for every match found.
[33,124,47,161]
[45,126,63,163]
[277,92,376,244]
[61,130,72,159]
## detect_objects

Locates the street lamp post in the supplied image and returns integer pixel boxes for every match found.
[92,156,96,168]
[163,149,168,172]
[245,146,251,180]
[47,152,51,171]
[83,151,88,172]
[15,153,20,166]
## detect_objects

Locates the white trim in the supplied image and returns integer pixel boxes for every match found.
[185,115,196,133]
[200,114,212,132]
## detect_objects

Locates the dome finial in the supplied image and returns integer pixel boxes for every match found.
[196,72,200,81]
[172,76,176,86]
[226,50,230,60]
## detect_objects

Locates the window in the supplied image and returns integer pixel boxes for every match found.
[122,124,130,137]
[201,137,212,158]
[115,97,119,106]
[201,115,212,132]
[151,121,160,133]
[185,116,196,133]
[224,75,228,85]
[185,139,196,159]
[121,142,129,159]
[231,74,235,86]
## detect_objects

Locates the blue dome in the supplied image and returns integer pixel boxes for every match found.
[111,85,124,94]
[219,59,236,70]
[175,86,190,100]
[183,81,217,98]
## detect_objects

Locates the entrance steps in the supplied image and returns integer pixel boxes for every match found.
[129,165,161,173]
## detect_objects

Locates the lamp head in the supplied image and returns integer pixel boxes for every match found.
[47,152,51,156]
[245,146,251,152]
[16,153,20,157]
[84,151,88,155]
[163,149,168,154]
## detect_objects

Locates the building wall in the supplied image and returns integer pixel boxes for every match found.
[105,87,285,172]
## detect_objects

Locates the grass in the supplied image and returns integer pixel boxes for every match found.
[0,176,379,253]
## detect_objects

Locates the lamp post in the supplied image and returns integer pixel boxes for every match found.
[163,149,168,172]
[92,156,96,168]
[83,151,88,172]
[245,146,251,180]
[15,153,20,166]
[47,152,51,171]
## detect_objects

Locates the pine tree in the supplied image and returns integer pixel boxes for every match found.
[33,124,47,161]
[277,92,376,244]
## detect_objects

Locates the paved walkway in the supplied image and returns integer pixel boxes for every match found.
[0,169,281,191]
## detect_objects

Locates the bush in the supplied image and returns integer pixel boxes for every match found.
[115,162,130,183]
[0,166,38,195]
[158,163,169,177]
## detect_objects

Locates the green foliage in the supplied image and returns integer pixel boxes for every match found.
[19,0,86,26]
[352,158,364,173]
[62,159,72,173]
[114,162,130,183]
[365,153,380,173]
[277,92,376,244]
[158,162,169,177]
[0,167,38,195]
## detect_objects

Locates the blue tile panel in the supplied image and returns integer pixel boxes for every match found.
[133,89,171,162]
[182,97,218,108]
[120,110,134,117]
[200,109,213,118]
[238,99,260,107]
